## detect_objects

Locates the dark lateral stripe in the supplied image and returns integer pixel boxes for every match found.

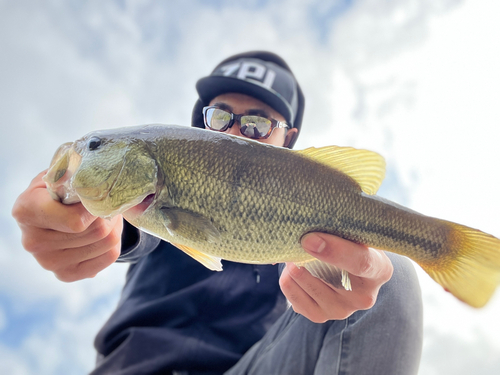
[339,216,443,257]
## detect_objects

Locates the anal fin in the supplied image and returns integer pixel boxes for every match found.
[295,259,352,291]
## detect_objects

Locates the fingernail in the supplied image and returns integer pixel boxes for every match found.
[286,262,302,277]
[302,233,326,254]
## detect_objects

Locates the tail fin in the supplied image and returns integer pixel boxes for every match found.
[420,222,500,308]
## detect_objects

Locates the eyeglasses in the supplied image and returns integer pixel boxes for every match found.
[202,106,288,140]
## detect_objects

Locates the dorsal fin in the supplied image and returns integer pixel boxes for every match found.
[296,146,386,195]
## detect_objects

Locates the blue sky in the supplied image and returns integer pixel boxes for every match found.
[2,0,500,373]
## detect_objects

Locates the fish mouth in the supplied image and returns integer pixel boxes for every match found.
[136,193,156,211]
[123,193,156,218]
[44,143,83,204]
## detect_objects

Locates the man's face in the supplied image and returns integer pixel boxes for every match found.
[208,92,298,148]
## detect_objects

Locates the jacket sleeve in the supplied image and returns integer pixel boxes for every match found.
[117,220,162,263]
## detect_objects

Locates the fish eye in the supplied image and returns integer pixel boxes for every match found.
[88,136,102,151]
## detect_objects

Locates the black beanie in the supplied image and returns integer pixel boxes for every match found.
[191,51,305,149]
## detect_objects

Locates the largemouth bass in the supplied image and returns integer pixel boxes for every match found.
[44,124,500,308]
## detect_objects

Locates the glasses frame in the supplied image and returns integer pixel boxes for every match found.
[202,105,288,140]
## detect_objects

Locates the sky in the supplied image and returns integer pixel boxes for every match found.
[1,0,500,373]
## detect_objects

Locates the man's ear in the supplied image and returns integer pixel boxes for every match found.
[284,128,298,148]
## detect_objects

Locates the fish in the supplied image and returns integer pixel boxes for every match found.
[43,124,500,308]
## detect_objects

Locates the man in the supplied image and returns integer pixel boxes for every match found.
[12,51,423,374]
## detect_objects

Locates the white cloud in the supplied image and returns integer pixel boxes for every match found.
[0,293,121,375]
[0,345,31,375]
[324,1,500,373]
[419,326,500,375]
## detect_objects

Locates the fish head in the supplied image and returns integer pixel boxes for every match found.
[69,128,159,218]
[71,129,159,218]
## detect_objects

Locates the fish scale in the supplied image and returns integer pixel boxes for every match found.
[43,124,500,308]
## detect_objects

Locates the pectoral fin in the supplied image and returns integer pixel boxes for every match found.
[295,259,352,291]
[171,243,223,271]
[160,207,220,243]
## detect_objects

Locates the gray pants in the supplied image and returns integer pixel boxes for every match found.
[224,253,423,375]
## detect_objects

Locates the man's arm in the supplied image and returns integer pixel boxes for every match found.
[12,171,123,282]
[280,233,394,322]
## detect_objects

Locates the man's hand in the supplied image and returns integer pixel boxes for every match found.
[12,171,123,282]
[279,233,393,323]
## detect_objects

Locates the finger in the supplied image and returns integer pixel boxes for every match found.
[286,263,338,300]
[12,170,98,233]
[55,246,121,283]
[301,233,393,282]
[20,215,123,254]
[17,189,97,233]
[286,264,355,315]
[287,262,380,316]
[281,264,353,322]
[34,218,123,271]
[279,264,319,315]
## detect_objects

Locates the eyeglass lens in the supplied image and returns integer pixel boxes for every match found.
[205,108,273,139]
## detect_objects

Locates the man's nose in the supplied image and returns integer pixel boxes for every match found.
[225,122,241,136]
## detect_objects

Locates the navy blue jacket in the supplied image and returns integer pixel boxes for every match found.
[92,222,287,374]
